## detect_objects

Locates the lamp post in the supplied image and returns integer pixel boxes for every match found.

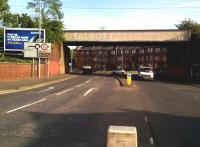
[38,0,42,78]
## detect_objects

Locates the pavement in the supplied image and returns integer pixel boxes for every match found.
[0,74,78,95]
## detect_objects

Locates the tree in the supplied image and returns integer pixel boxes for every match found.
[176,19,200,39]
[19,13,36,28]
[27,0,64,43]
[0,0,9,21]
[2,12,20,27]
[0,0,9,44]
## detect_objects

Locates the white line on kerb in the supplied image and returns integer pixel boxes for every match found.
[56,88,74,96]
[37,87,54,93]
[6,98,46,114]
[83,88,98,97]
[75,83,84,88]
[150,137,154,144]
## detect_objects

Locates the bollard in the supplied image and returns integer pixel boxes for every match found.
[127,73,132,87]
[107,126,137,147]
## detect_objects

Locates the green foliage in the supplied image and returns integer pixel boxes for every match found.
[0,54,33,63]
[2,12,20,27]
[27,0,64,43]
[0,28,3,44]
[19,13,36,28]
[0,0,9,20]
[43,19,64,43]
[176,19,200,39]
[27,0,63,20]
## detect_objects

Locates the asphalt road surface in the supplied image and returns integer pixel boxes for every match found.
[0,75,152,147]
[137,80,200,147]
[0,75,199,147]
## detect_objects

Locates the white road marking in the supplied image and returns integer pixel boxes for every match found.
[37,87,54,93]
[145,116,148,122]
[150,137,154,144]
[56,88,74,96]
[75,83,84,88]
[83,88,98,96]
[6,98,46,114]
[85,80,91,84]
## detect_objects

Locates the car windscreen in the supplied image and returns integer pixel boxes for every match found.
[140,68,151,72]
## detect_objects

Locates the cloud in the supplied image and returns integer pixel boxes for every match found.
[174,0,200,8]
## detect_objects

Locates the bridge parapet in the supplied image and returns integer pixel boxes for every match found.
[64,30,191,42]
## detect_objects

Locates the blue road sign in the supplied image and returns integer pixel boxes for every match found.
[4,28,45,51]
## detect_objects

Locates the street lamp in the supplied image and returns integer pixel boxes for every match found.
[38,0,42,78]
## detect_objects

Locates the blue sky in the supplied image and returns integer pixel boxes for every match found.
[8,0,200,30]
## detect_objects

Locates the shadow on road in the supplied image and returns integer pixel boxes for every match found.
[23,111,149,147]
[12,109,200,147]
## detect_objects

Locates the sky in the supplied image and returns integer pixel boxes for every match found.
[8,0,200,30]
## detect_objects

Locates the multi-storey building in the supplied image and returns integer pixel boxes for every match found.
[74,46,167,71]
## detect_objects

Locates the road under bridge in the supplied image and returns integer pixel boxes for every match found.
[62,30,198,80]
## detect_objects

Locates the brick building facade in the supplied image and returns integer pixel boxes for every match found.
[74,46,167,71]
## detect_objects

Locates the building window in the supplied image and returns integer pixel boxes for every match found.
[163,56,167,61]
[125,50,129,54]
[99,51,102,55]
[139,56,144,61]
[163,48,167,52]
[117,57,122,61]
[147,48,153,53]
[86,51,89,55]
[155,56,160,61]
[154,64,158,68]
[155,48,161,53]
[81,51,84,55]
[150,55,153,61]
[93,58,97,62]
[139,49,145,54]
[132,49,136,54]
[111,50,115,55]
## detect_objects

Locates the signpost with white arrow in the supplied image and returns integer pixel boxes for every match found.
[24,42,51,78]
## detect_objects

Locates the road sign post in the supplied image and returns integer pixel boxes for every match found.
[32,58,35,78]
[24,42,51,79]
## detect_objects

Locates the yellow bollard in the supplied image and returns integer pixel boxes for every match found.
[127,73,132,87]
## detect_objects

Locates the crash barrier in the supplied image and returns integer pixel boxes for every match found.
[107,126,137,147]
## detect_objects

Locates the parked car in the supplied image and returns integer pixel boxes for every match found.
[82,65,93,75]
[112,68,125,76]
[138,66,154,80]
